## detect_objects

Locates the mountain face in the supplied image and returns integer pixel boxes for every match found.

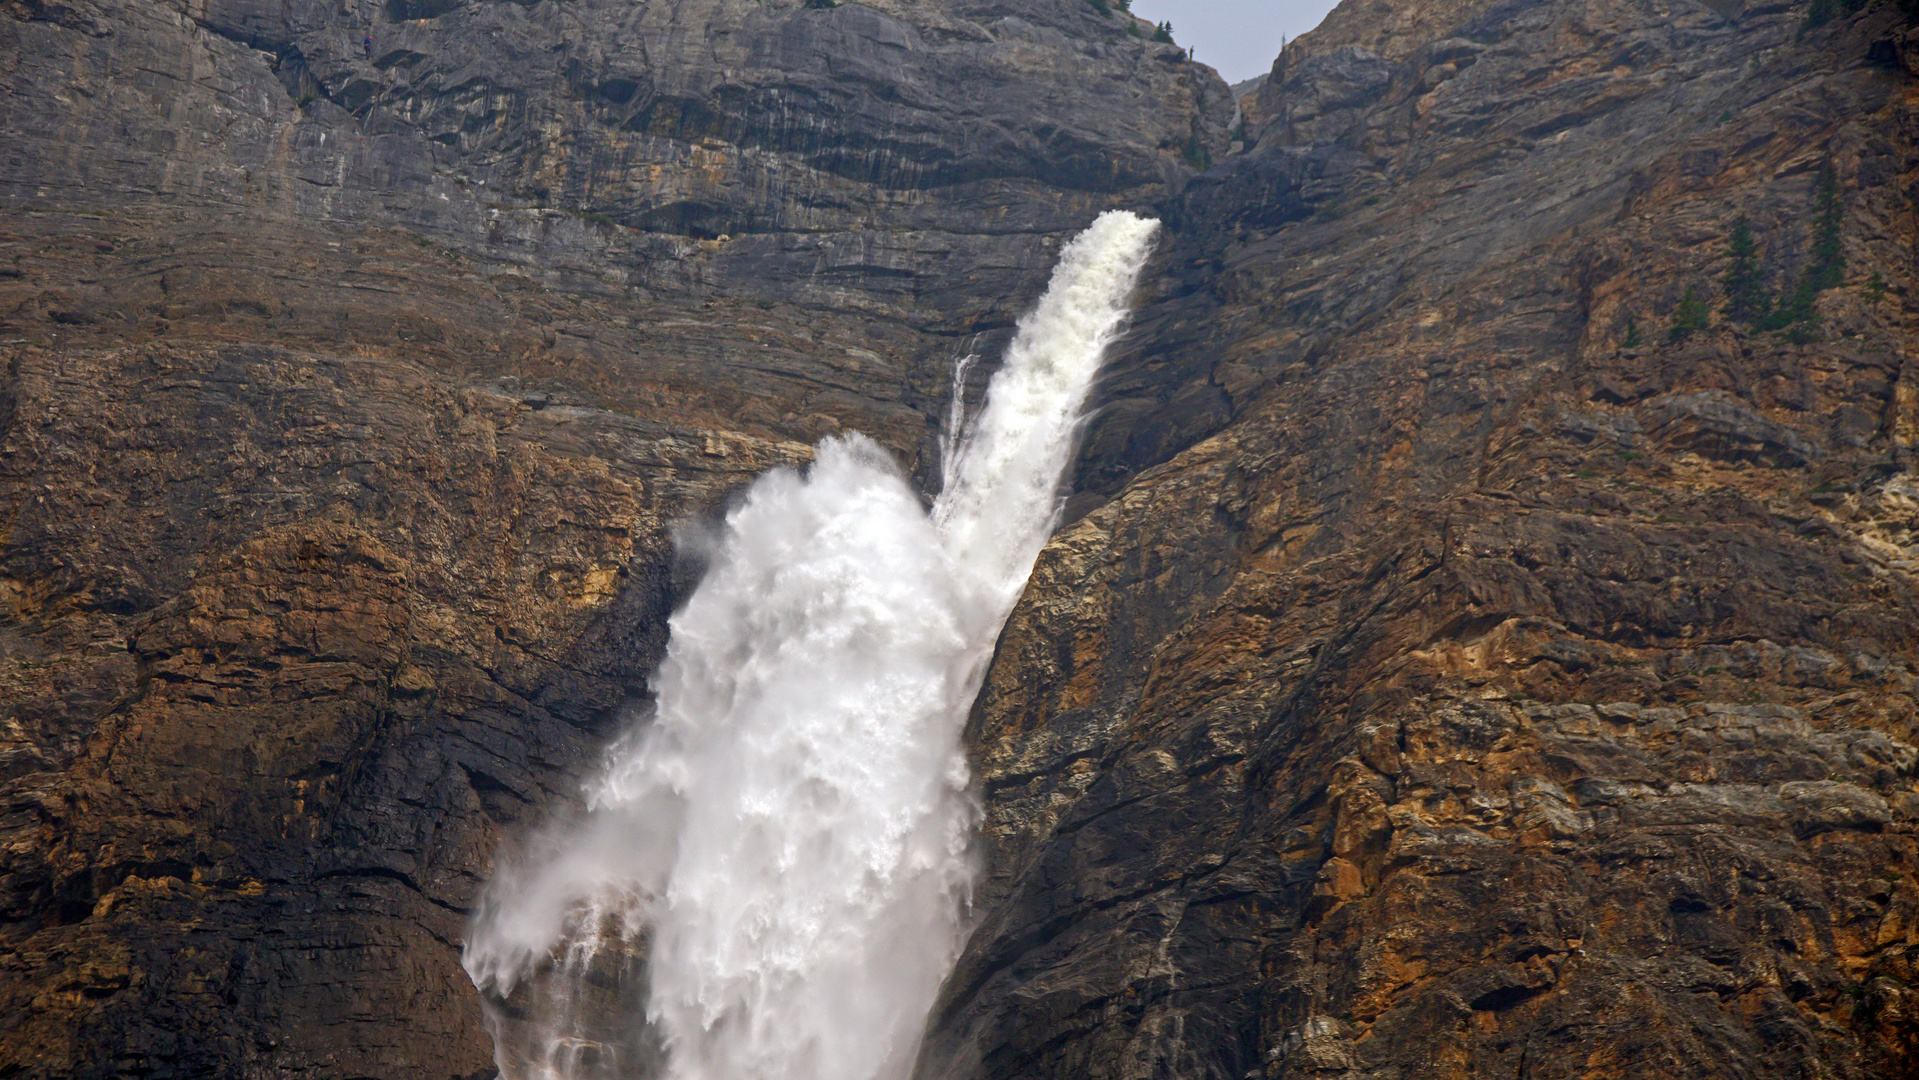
[940,2,1919,1076]
[0,0,1225,1073]
[0,0,1916,1074]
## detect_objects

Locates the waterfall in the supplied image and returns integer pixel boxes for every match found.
[462,210,1159,1080]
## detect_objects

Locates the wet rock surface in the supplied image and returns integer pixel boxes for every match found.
[1,0,1917,1076]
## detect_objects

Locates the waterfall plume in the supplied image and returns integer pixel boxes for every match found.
[463,209,1159,1080]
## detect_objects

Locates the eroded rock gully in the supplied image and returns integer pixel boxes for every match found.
[1,0,1917,1075]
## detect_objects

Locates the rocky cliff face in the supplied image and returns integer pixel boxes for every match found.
[1,0,1916,1076]
[930,1,1919,1078]
[0,0,1227,1073]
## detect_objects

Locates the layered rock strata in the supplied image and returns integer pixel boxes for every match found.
[930,1,1919,1078]
[0,0,1226,1072]
[2,0,1918,1076]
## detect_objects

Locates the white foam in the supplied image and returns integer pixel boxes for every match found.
[463,210,1159,1080]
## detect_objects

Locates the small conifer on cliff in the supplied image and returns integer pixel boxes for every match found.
[1668,286,1708,342]
[1721,215,1771,325]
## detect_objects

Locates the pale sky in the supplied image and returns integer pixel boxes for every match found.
[1124,0,1344,84]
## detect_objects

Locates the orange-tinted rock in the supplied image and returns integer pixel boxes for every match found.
[3,0,1918,1076]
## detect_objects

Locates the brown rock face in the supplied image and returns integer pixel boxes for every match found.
[926,0,1919,1078]
[0,0,1228,1069]
[0,339,809,1077]
[0,0,1916,1075]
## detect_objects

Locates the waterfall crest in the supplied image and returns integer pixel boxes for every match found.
[463,210,1159,1080]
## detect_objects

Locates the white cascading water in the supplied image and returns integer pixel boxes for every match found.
[462,210,1159,1080]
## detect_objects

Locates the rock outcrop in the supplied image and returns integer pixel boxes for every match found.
[1,0,1917,1075]
[928,0,1919,1078]
[0,0,1227,1072]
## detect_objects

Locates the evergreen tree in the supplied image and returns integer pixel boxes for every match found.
[1181,135,1210,170]
[1153,20,1175,43]
[1721,215,1772,325]
[1668,285,1708,342]
[1622,318,1641,348]
[1757,162,1842,338]
[1806,163,1844,291]
[1766,276,1818,333]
